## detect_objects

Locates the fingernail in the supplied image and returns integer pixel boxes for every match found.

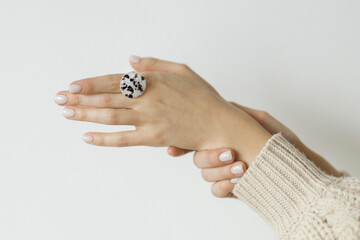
[68,84,82,93]
[219,150,233,162]
[129,55,141,63]
[83,135,93,143]
[230,178,241,183]
[62,108,75,118]
[231,165,244,175]
[54,94,68,105]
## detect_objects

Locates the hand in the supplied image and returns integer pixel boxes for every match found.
[54,56,271,164]
[193,148,247,198]
[169,104,342,177]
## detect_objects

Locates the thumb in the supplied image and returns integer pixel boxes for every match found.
[167,146,192,157]
[129,55,193,75]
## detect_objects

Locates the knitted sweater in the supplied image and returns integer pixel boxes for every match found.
[232,133,360,240]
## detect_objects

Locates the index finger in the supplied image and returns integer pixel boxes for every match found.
[68,74,124,94]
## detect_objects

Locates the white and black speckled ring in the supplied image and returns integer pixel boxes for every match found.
[120,71,147,98]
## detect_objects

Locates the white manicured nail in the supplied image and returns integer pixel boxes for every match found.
[54,94,68,105]
[231,165,244,175]
[62,108,75,118]
[230,178,240,183]
[68,84,82,93]
[83,135,93,143]
[219,150,233,162]
[129,55,141,63]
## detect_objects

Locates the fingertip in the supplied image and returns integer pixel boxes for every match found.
[54,91,68,105]
[167,147,176,156]
[129,55,141,64]
[218,149,234,163]
[168,147,186,157]
[230,178,241,184]
[82,134,94,144]
[62,107,75,118]
[68,84,83,94]
[242,161,248,171]
[130,56,145,72]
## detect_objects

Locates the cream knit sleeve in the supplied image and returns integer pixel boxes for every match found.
[232,133,360,240]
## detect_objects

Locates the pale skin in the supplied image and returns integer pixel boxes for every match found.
[55,56,342,198]
[168,103,343,197]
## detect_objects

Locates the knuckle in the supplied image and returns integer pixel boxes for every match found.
[96,135,105,146]
[257,111,270,122]
[116,135,128,147]
[178,63,190,71]
[144,57,159,68]
[201,169,210,182]
[229,101,238,107]
[100,94,113,105]
[74,95,81,105]
[104,110,119,124]
[109,75,122,91]
[76,109,86,121]
[68,94,80,105]
[84,78,95,92]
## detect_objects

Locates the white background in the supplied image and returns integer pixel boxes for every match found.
[1,0,359,239]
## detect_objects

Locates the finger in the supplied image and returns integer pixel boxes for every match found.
[82,130,146,147]
[68,74,124,94]
[54,91,133,109]
[62,107,139,125]
[129,56,194,76]
[193,149,235,168]
[201,162,246,182]
[211,180,237,198]
[167,146,192,157]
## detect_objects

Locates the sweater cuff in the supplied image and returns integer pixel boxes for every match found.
[232,132,338,236]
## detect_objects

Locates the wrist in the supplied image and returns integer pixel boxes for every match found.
[203,105,272,165]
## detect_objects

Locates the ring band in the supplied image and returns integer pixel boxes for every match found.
[120,71,146,98]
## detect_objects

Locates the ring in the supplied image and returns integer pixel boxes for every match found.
[120,71,146,98]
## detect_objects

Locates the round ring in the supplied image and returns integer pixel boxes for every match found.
[120,71,146,98]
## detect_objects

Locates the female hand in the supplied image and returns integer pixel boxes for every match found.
[193,148,247,198]
[169,104,342,177]
[54,56,271,164]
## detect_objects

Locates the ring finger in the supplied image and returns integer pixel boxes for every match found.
[62,106,140,125]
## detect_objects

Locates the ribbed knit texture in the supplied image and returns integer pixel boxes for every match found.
[232,133,360,240]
